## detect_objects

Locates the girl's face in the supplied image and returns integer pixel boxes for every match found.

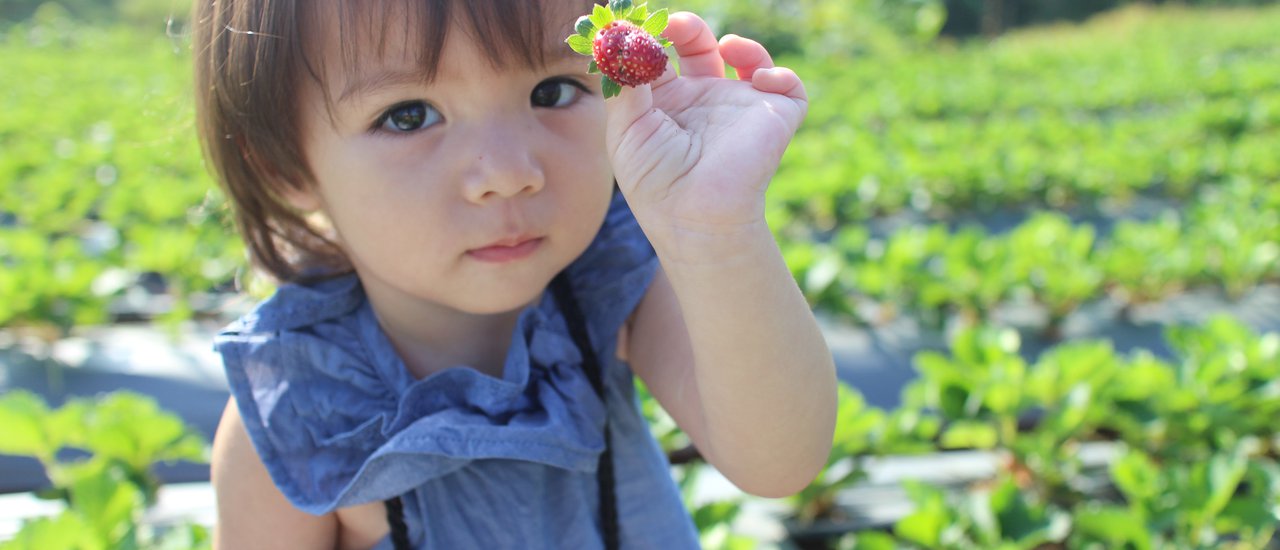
[292,3,613,321]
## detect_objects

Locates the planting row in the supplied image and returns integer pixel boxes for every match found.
[772,101,1279,226]
[832,314,1280,549]
[784,177,1280,336]
[768,5,1280,225]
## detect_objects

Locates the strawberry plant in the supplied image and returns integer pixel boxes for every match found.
[1005,213,1104,341]
[920,226,1014,327]
[0,390,210,549]
[907,326,1028,450]
[854,226,950,327]
[1099,214,1197,315]
[804,316,1280,548]
[1187,178,1280,298]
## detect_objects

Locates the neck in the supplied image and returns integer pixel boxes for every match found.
[363,286,526,380]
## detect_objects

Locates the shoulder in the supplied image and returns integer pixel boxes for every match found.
[211,399,338,550]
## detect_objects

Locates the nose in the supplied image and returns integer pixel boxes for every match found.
[461,123,545,203]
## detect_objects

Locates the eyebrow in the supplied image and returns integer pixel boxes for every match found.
[338,70,431,105]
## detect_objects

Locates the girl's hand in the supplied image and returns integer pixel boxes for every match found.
[604,12,807,256]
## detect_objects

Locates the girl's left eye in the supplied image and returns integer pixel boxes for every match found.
[531,79,586,108]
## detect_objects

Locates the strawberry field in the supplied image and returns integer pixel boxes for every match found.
[774,5,1280,336]
[3,3,1280,549]
[0,13,242,335]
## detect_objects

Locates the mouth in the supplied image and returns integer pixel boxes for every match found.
[467,235,544,263]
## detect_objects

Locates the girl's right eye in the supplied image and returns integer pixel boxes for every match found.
[373,101,441,133]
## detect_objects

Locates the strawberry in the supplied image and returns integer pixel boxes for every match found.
[565,0,672,98]
[592,20,668,88]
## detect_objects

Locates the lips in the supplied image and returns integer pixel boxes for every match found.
[467,235,544,263]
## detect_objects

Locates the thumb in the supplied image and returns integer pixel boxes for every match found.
[604,82,655,154]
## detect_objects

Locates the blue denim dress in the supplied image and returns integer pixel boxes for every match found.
[215,192,700,549]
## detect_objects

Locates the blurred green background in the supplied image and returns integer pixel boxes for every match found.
[2,0,1280,548]
[2,0,1278,334]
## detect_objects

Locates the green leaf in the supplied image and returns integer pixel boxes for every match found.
[642,8,669,37]
[79,392,207,471]
[1216,495,1279,534]
[0,390,51,458]
[48,400,90,450]
[896,481,949,547]
[982,372,1024,416]
[627,4,649,25]
[1111,449,1161,503]
[152,523,211,550]
[939,383,971,420]
[70,462,142,544]
[851,531,898,550]
[1072,505,1152,550]
[590,3,614,29]
[566,34,593,56]
[952,327,982,365]
[588,60,599,74]
[940,420,998,449]
[1204,450,1248,520]
[895,506,945,548]
[601,76,622,99]
[990,477,1057,544]
[690,500,741,531]
[1046,383,1092,439]
[913,351,959,380]
[574,15,594,38]
[0,513,97,550]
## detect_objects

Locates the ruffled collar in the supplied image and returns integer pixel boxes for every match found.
[216,274,607,514]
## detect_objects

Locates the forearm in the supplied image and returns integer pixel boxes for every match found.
[654,221,837,497]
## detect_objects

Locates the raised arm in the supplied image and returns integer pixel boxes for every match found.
[608,12,837,497]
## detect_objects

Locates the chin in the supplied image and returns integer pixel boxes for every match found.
[453,280,550,316]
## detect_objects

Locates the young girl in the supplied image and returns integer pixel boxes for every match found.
[194,0,836,548]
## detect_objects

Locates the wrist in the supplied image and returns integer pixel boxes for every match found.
[643,218,778,271]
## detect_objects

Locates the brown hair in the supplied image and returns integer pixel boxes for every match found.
[192,0,595,283]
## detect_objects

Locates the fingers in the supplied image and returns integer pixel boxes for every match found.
[607,78,653,137]
[751,67,808,102]
[662,12,724,78]
[715,34,807,101]
[718,34,773,81]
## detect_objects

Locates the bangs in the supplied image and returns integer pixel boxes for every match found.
[298,0,596,106]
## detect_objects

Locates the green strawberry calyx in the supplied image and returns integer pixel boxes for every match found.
[564,0,672,98]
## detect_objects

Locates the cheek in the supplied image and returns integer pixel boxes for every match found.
[555,111,611,175]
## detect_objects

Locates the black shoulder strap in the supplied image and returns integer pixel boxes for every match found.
[550,272,620,550]
[385,496,411,549]
[383,273,620,550]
